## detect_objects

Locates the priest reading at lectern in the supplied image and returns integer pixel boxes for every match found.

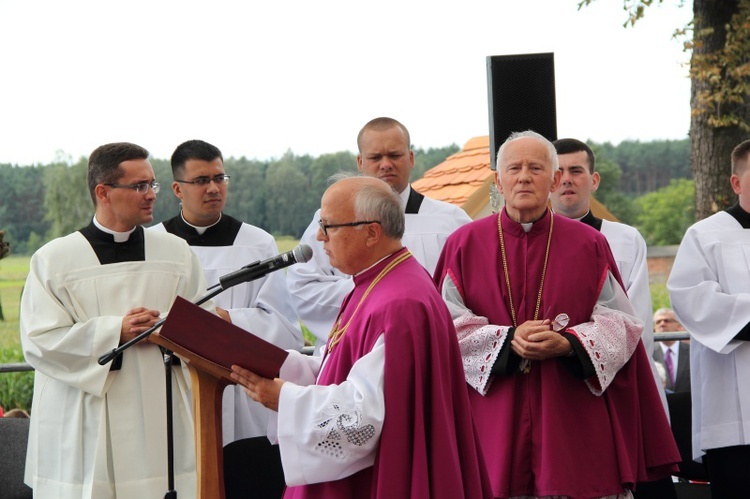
[20,142,213,499]
[231,175,491,498]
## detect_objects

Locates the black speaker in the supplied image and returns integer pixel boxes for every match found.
[487,52,557,170]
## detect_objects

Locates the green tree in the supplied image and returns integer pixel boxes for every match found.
[635,178,695,245]
[43,158,91,240]
[224,157,270,230]
[580,0,750,221]
[265,152,314,237]
[593,154,639,225]
[0,163,47,253]
[310,151,357,195]
[149,157,180,225]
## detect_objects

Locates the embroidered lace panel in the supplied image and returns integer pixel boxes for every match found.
[314,403,377,461]
[454,312,508,395]
[571,304,643,395]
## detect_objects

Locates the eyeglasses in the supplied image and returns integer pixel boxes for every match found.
[104,180,160,194]
[175,174,230,186]
[655,318,677,325]
[318,220,380,236]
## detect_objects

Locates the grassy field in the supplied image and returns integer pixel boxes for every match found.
[0,254,27,350]
[0,254,32,412]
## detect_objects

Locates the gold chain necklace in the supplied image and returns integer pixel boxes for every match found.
[498,212,554,372]
[327,250,413,353]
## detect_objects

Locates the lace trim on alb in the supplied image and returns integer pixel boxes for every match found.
[570,305,642,395]
[313,404,377,461]
[454,312,508,395]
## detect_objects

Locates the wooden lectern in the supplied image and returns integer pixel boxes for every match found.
[153,296,288,499]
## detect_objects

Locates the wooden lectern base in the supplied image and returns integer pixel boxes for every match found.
[189,365,229,499]
[153,298,287,499]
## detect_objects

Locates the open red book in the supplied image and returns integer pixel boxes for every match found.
[154,296,288,382]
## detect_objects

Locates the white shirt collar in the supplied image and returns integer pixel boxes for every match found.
[180,211,222,235]
[93,216,136,243]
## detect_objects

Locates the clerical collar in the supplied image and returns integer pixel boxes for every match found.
[503,208,550,234]
[161,212,241,246]
[726,203,750,228]
[354,251,399,277]
[80,221,146,264]
[93,216,137,242]
[180,211,222,235]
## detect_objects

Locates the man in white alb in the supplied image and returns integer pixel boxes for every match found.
[668,138,750,499]
[286,117,471,350]
[151,139,303,498]
[21,142,211,499]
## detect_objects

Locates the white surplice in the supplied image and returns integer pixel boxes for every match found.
[600,219,669,414]
[152,217,303,444]
[286,186,471,350]
[272,337,386,486]
[668,211,750,459]
[20,228,211,499]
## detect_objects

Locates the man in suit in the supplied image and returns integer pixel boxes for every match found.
[652,308,691,393]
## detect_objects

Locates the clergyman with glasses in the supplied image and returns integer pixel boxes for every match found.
[230,175,491,498]
[151,139,303,499]
[20,142,213,498]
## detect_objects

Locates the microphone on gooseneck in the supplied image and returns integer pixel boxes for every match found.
[211,244,313,291]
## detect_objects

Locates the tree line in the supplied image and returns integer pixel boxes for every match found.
[0,138,694,254]
[0,145,459,255]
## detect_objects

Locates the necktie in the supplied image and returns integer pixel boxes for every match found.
[665,348,675,387]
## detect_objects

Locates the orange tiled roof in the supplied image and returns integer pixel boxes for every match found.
[412,136,493,209]
[412,135,618,222]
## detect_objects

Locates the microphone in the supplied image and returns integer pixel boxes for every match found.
[215,244,313,290]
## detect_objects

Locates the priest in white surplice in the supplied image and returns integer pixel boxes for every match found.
[151,139,303,498]
[668,139,750,499]
[286,117,471,351]
[20,143,212,499]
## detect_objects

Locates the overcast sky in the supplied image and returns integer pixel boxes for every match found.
[0,0,692,165]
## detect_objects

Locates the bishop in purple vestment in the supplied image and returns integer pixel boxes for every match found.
[434,131,680,499]
[232,175,491,499]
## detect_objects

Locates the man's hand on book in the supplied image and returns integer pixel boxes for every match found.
[216,307,231,322]
[231,364,284,412]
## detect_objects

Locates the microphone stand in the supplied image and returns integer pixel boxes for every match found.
[98,287,223,499]
[97,245,310,498]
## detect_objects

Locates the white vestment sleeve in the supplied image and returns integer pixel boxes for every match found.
[567,271,644,395]
[225,240,303,351]
[275,335,385,486]
[286,211,354,347]
[21,250,120,397]
[440,273,509,396]
[668,219,750,354]
[601,221,667,414]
